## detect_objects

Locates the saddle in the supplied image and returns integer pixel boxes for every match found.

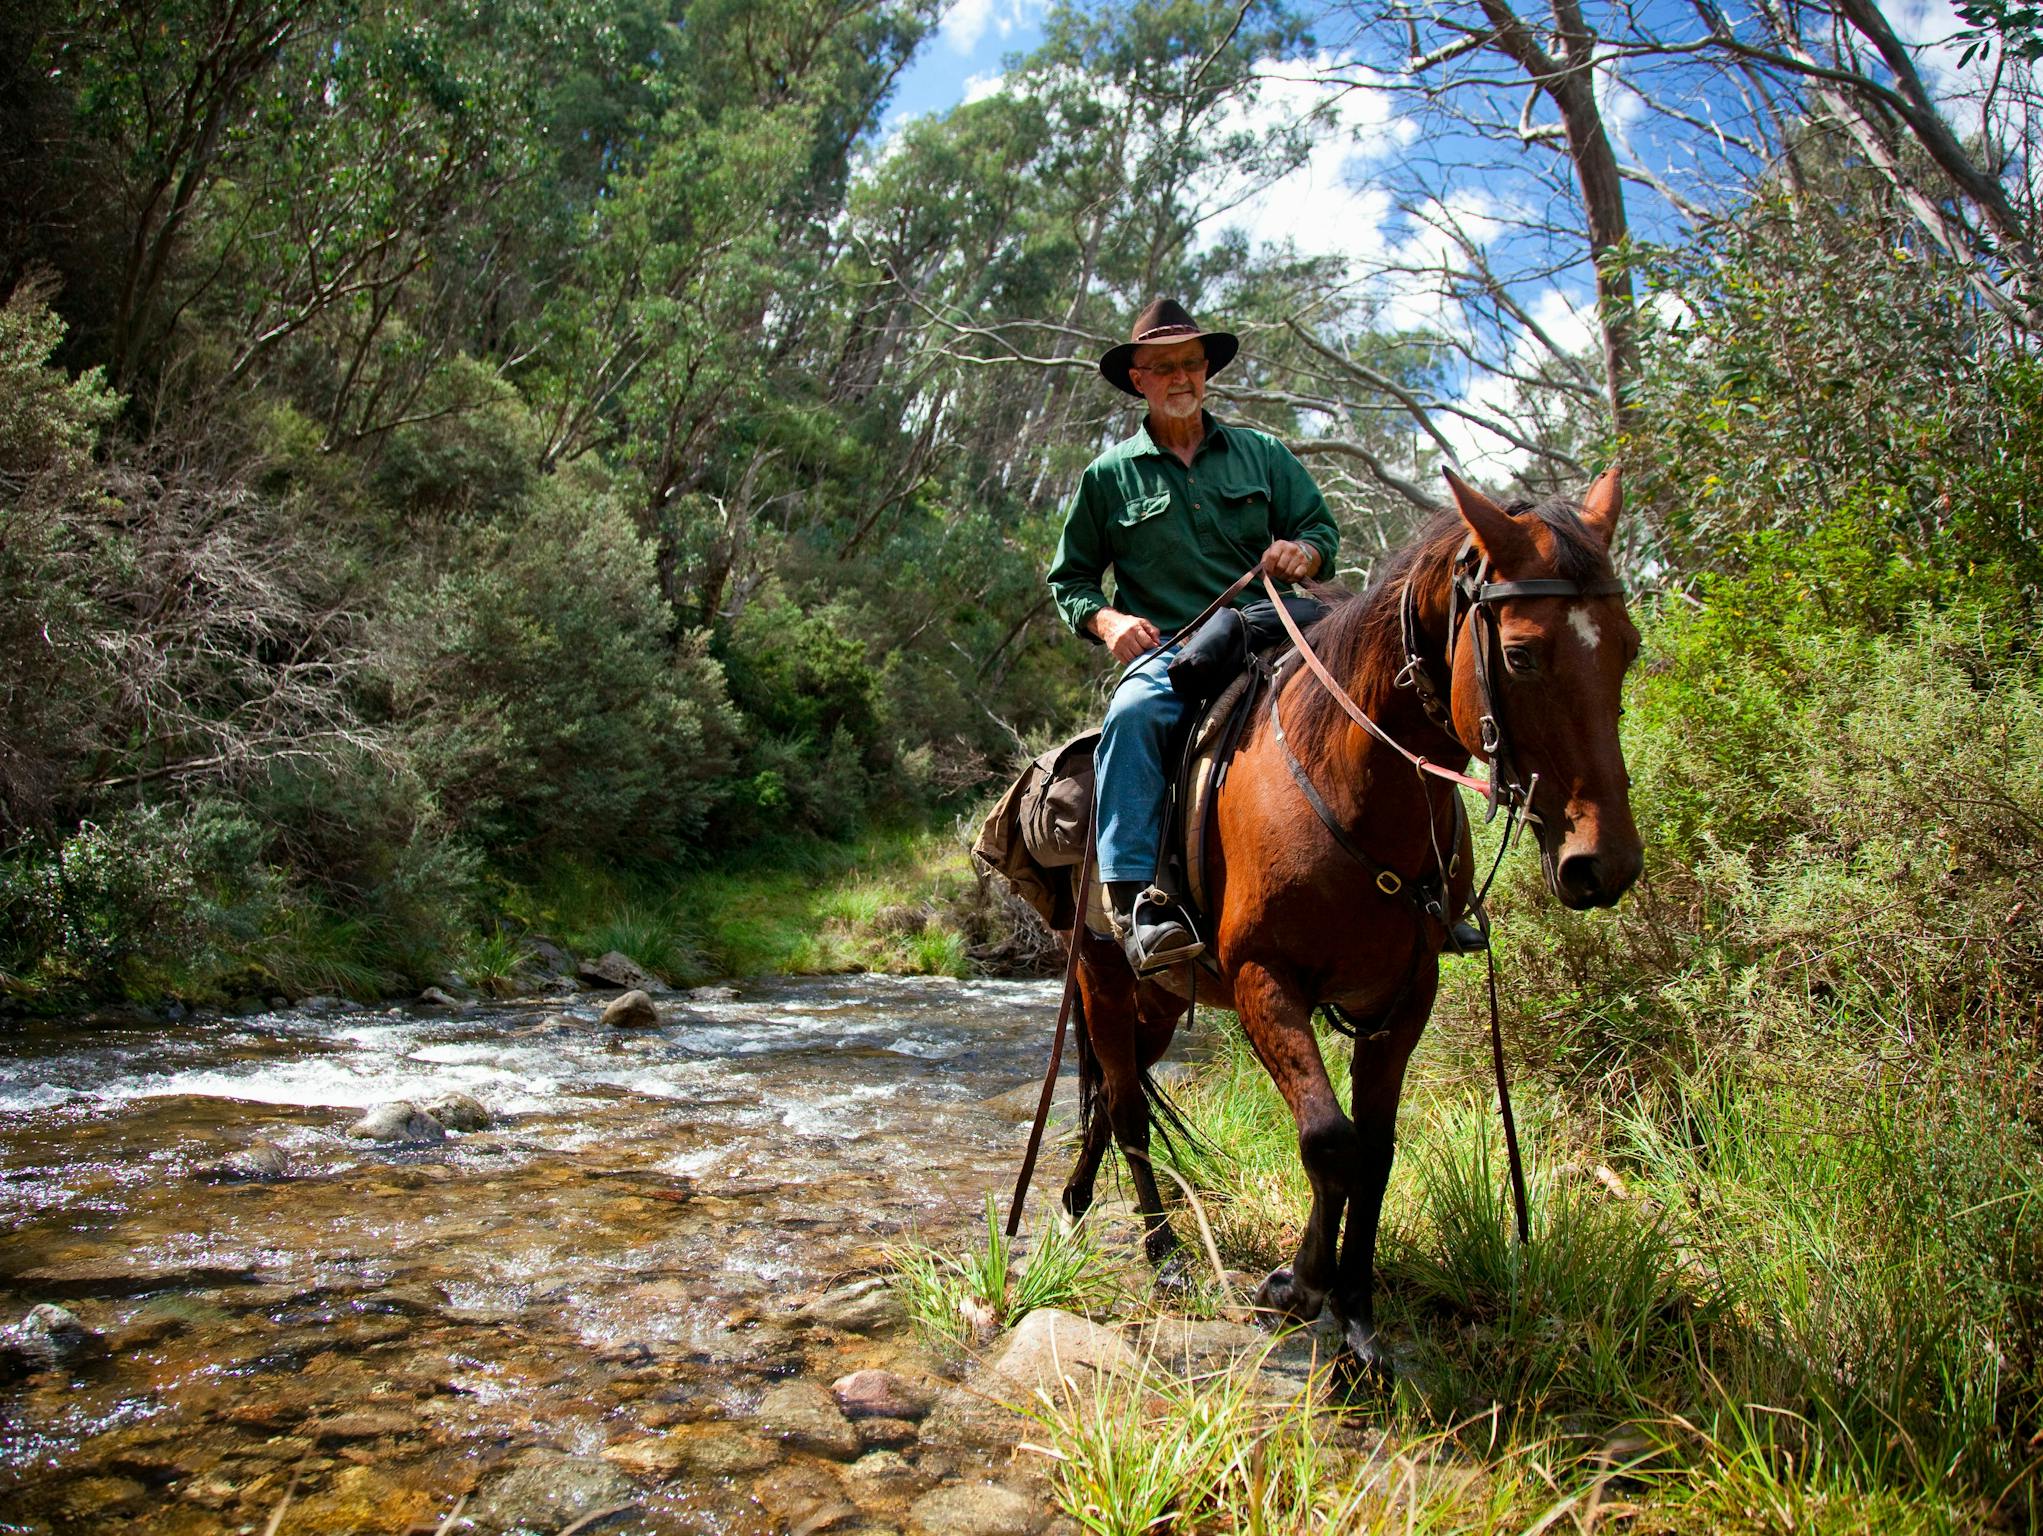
[972,607,1311,992]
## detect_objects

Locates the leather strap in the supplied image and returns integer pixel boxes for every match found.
[1006,805,1096,1237]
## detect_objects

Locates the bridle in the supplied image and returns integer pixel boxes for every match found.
[1392,538,1628,827]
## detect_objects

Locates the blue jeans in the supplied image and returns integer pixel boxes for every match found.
[1095,644,1187,884]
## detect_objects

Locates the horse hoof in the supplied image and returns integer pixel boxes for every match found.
[1252,1268,1324,1328]
[1143,1224,1183,1266]
[1337,1323,1394,1390]
[1154,1249,1198,1295]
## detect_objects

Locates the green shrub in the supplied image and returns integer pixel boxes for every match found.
[382,483,739,865]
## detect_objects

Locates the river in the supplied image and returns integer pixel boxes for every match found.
[0,977,1084,1534]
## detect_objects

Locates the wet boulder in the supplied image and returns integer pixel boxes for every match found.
[419,1090,490,1131]
[831,1368,934,1421]
[907,1482,1045,1536]
[985,1308,1137,1397]
[199,1139,294,1182]
[346,1101,448,1143]
[0,1303,102,1380]
[796,1276,904,1335]
[466,1453,640,1536]
[417,986,463,1008]
[600,990,659,1029]
[526,935,576,977]
[757,1380,862,1460]
[580,951,658,991]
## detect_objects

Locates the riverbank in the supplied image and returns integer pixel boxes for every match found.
[1,820,1035,1018]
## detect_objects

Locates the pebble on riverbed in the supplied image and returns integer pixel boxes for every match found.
[198,1139,295,1182]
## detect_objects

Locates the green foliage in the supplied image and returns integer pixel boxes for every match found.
[892,1195,1125,1350]
[384,484,739,865]
[1629,193,2043,606]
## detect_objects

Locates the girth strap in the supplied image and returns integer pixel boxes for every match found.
[1267,685,1449,927]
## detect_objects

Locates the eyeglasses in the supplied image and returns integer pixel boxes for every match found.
[1131,357,1208,380]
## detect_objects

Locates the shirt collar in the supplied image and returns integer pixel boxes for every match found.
[1130,411,1227,460]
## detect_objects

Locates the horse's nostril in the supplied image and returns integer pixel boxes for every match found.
[1558,853,1604,904]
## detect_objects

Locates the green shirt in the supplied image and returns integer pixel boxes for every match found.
[1047,413,1339,643]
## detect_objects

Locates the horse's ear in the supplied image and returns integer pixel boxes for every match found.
[1578,466,1622,549]
[1443,467,1534,568]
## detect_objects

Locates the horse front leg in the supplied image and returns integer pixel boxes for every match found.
[1331,962,1435,1376]
[1234,961,1354,1327]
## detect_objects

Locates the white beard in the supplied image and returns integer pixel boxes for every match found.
[1152,391,1202,422]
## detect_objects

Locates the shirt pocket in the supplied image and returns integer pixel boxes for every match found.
[1108,490,1174,559]
[1213,479,1274,550]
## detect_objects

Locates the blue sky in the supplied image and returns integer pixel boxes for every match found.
[891,0,1051,119]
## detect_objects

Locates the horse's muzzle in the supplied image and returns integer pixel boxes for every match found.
[1552,845,1643,909]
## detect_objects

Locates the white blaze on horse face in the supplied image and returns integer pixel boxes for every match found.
[1568,606,1603,651]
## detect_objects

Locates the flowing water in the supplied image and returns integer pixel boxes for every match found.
[0,977,1088,1535]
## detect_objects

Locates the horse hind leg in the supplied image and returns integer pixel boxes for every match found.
[1063,935,1184,1263]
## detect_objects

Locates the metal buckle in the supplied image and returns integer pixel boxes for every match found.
[1480,715,1501,753]
[1376,870,1402,895]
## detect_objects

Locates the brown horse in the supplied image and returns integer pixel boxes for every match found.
[1057,467,1643,1372]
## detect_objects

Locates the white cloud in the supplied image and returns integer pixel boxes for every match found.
[961,70,1008,105]
[938,0,1048,57]
[1205,55,1419,261]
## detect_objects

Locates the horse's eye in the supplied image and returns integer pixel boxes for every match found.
[1503,645,1537,675]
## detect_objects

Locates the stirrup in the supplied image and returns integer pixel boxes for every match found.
[1117,885,1205,976]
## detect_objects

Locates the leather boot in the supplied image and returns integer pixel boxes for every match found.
[1445,919,1488,954]
[1108,881,1205,976]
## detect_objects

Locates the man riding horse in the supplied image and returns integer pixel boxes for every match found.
[1047,298,1336,976]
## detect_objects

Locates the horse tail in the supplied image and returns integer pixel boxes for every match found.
[1071,980,1099,1149]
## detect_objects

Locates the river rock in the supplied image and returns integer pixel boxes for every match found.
[981,1076,1078,1121]
[832,1368,934,1421]
[665,1424,780,1477]
[757,1379,862,1459]
[580,951,658,990]
[526,936,576,977]
[417,986,463,1008]
[419,1090,490,1131]
[346,1101,447,1143]
[466,1453,640,1535]
[855,1415,919,1450]
[200,1139,294,1182]
[601,989,659,1028]
[0,1303,100,1379]
[907,1482,1044,1536]
[755,1463,857,1533]
[797,1277,905,1335]
[312,1408,415,1441]
[845,1449,925,1499]
[688,984,740,1002]
[984,1308,1136,1396]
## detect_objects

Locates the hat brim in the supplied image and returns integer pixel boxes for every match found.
[1099,330,1239,397]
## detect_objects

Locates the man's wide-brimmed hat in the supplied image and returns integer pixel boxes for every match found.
[1098,297,1239,397]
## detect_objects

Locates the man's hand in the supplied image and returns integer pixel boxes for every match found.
[1090,607,1163,664]
[1262,539,1320,583]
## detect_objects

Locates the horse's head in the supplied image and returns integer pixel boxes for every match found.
[1442,467,1643,910]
